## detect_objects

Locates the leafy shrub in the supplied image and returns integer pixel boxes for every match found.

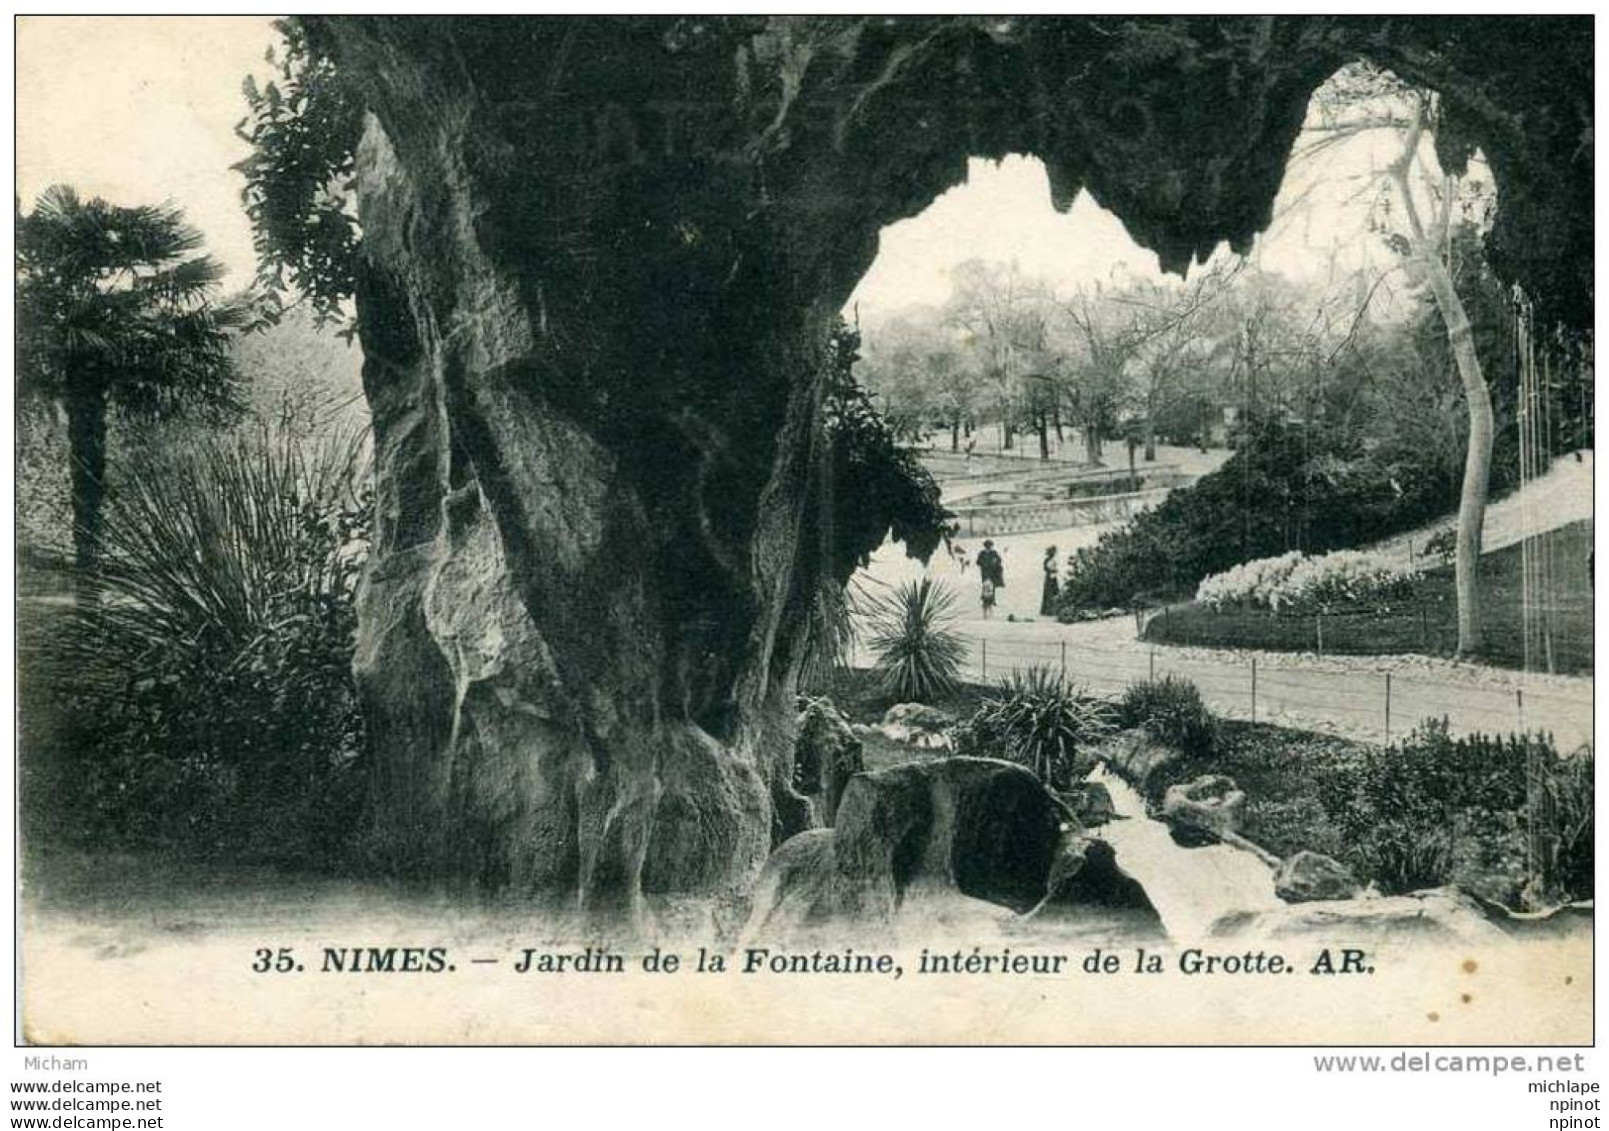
[60,429,370,864]
[1423,527,1457,566]
[1119,675,1217,757]
[235,20,363,326]
[864,578,967,703]
[1058,416,1458,614]
[824,318,950,576]
[797,576,859,695]
[1321,719,1533,895]
[953,666,1114,789]
[1332,726,1590,903]
[1196,549,1415,615]
[1348,818,1457,895]
[1550,748,1595,901]
[1241,795,1344,860]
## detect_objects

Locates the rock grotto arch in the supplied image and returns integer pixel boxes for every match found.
[302,16,1592,912]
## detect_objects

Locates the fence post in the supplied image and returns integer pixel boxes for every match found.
[1250,655,1257,723]
[981,639,988,682]
[1315,613,1324,656]
[1384,673,1392,745]
[1526,735,1557,899]
[1149,647,1156,681]
[1059,640,1067,678]
[1516,687,1525,733]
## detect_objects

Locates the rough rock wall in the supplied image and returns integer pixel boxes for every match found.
[311,16,1591,911]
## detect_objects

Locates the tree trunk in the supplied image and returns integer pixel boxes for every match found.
[1037,410,1050,461]
[1423,255,1493,656]
[950,414,960,451]
[1143,416,1157,462]
[64,385,108,605]
[325,30,865,920]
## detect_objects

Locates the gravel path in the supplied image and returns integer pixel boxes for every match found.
[857,448,1594,750]
[933,612,1593,751]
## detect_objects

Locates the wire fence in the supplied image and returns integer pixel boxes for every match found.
[855,629,1593,752]
[1141,595,1593,678]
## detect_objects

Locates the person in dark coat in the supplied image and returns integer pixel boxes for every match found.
[976,540,1004,618]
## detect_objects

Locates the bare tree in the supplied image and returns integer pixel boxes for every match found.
[946,260,1053,453]
[1384,98,1494,655]
[1057,287,1142,466]
[1297,68,1495,655]
[859,309,976,449]
[1112,262,1243,460]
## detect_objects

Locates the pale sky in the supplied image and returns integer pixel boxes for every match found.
[17,16,278,288]
[847,139,1403,327]
[18,17,1415,314]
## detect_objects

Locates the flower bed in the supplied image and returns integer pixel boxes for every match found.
[1196,549,1414,615]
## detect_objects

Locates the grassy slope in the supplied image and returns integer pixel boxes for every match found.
[1143,520,1593,674]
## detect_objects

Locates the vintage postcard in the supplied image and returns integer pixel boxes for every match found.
[15,14,1594,1046]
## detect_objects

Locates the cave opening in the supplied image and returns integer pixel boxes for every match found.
[253,19,1593,914]
[841,65,1503,629]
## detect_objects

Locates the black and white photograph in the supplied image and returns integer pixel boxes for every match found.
[11,13,1596,1058]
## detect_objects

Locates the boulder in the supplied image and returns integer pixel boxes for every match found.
[1042,837,1156,914]
[793,698,865,826]
[878,703,954,748]
[1100,729,1182,791]
[741,756,1162,938]
[1446,810,1529,908]
[1468,895,1595,941]
[741,829,839,940]
[1210,887,1508,946]
[1162,774,1245,843]
[834,757,1072,917]
[1274,851,1362,903]
[1058,781,1116,828]
[882,702,952,729]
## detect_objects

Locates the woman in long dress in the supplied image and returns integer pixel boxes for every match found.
[1040,545,1060,617]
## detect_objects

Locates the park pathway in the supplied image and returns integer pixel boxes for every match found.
[856,448,1594,750]
[933,612,1593,751]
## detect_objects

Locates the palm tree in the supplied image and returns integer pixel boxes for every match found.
[16,186,248,596]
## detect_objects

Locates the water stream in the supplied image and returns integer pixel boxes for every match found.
[1087,767,1284,941]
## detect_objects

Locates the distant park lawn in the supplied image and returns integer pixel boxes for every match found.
[1143,521,1593,675]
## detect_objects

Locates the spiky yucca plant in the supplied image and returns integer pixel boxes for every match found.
[56,427,369,860]
[798,575,866,695]
[958,666,1115,788]
[63,429,366,678]
[864,577,967,702]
